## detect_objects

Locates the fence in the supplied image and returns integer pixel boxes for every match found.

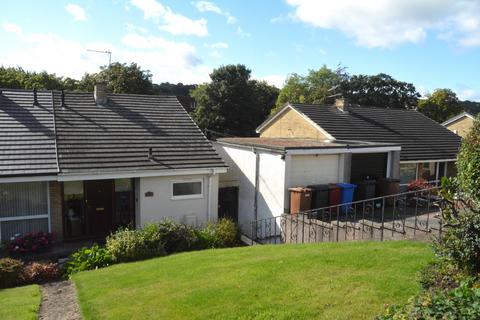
[250,187,445,245]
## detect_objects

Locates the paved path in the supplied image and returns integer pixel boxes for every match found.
[39,280,81,320]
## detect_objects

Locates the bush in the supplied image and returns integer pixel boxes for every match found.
[65,244,112,275]
[457,114,480,206]
[197,219,241,249]
[434,210,480,275]
[106,226,165,263]
[22,262,60,284]
[8,232,54,255]
[0,258,24,288]
[155,220,199,254]
[377,281,480,320]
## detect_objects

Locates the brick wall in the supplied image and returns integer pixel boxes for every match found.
[49,181,63,241]
[260,108,329,140]
[446,117,474,138]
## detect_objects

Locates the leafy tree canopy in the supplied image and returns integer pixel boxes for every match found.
[191,64,279,136]
[273,65,347,113]
[343,73,420,109]
[275,67,420,113]
[417,89,463,123]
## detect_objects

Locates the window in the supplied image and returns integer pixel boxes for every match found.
[0,182,49,241]
[417,162,437,182]
[63,181,85,238]
[114,179,134,228]
[172,180,203,199]
[400,163,417,185]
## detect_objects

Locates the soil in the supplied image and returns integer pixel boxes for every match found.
[39,280,81,320]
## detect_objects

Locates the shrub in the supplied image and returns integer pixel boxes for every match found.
[0,258,24,288]
[377,281,480,320]
[107,227,165,262]
[155,220,198,254]
[197,218,241,249]
[8,232,54,255]
[106,227,165,263]
[65,244,112,275]
[434,210,480,275]
[457,114,480,206]
[22,262,60,284]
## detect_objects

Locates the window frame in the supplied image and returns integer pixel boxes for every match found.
[0,181,50,241]
[171,179,204,200]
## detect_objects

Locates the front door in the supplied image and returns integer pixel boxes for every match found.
[85,180,114,237]
[218,187,239,223]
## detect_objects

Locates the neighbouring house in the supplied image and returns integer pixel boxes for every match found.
[0,85,227,242]
[256,100,462,186]
[442,112,476,138]
[214,99,462,233]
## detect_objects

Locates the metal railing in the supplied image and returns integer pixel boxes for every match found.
[250,187,445,245]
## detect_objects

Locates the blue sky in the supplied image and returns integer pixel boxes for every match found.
[1,0,480,100]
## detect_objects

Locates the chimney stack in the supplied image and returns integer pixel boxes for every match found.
[335,97,349,113]
[94,82,108,105]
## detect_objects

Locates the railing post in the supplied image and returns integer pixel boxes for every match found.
[336,206,340,242]
[381,198,385,241]
[301,213,305,244]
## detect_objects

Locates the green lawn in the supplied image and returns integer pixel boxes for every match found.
[0,285,41,320]
[74,241,432,320]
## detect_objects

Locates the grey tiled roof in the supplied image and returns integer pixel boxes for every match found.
[0,88,226,177]
[290,104,462,161]
[0,89,58,176]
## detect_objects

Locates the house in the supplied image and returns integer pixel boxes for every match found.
[214,99,462,233]
[0,84,227,242]
[256,100,462,186]
[442,112,476,138]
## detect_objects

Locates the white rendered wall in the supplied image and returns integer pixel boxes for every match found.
[257,152,286,220]
[137,174,218,228]
[213,144,257,231]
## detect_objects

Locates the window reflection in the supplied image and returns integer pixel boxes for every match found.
[114,179,134,228]
[63,181,85,238]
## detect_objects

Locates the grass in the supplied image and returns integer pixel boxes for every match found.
[74,241,433,320]
[0,285,41,320]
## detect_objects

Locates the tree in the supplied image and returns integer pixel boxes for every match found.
[342,73,420,109]
[191,64,279,136]
[0,67,65,90]
[153,82,196,96]
[457,114,480,206]
[82,62,154,94]
[274,65,347,113]
[417,89,463,123]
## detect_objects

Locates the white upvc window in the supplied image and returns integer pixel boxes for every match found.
[0,181,50,241]
[171,179,203,200]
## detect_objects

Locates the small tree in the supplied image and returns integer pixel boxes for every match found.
[417,89,463,123]
[457,114,480,206]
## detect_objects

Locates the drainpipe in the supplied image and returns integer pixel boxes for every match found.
[253,148,260,221]
[207,169,214,221]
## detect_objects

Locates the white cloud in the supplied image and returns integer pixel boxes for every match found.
[65,4,87,22]
[131,0,208,37]
[194,1,236,24]
[0,25,211,84]
[256,74,286,88]
[286,0,480,48]
[126,23,148,34]
[2,23,22,35]
[457,86,480,101]
[205,42,228,49]
[204,42,228,59]
[236,26,251,38]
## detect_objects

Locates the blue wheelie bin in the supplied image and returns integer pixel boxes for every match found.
[337,183,357,214]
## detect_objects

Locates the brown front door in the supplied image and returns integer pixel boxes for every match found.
[85,180,114,237]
